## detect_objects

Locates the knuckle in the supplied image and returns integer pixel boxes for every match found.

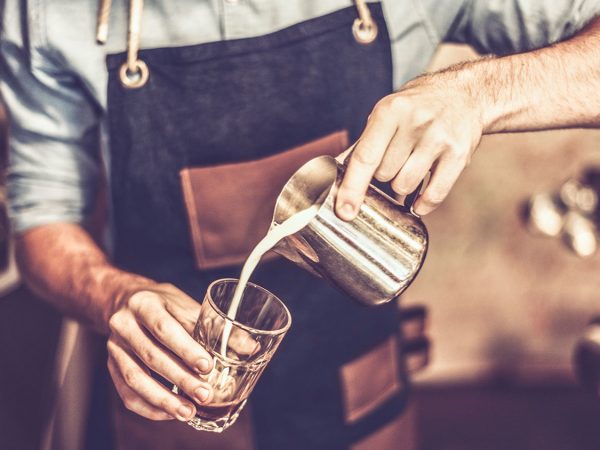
[389,94,408,112]
[108,314,123,334]
[153,317,170,338]
[411,108,434,127]
[139,346,157,368]
[123,397,138,413]
[445,143,468,162]
[123,369,140,388]
[127,291,146,308]
[352,147,379,167]
[159,396,176,413]
[129,290,161,310]
[429,129,466,158]
[372,98,393,117]
[429,132,453,150]
[425,119,449,136]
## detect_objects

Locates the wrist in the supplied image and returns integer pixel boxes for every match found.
[448,57,501,134]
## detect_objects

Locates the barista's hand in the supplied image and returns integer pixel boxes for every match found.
[336,69,484,219]
[106,283,214,421]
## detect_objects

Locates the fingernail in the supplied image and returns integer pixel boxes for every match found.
[195,358,211,374]
[339,202,355,219]
[194,386,210,403]
[176,404,194,421]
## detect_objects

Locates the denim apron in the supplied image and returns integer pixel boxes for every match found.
[105,4,411,449]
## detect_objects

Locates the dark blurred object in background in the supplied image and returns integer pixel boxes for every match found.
[399,305,430,375]
[0,100,9,271]
[0,194,9,272]
[522,167,600,258]
[415,384,600,450]
[573,318,600,394]
[0,286,62,450]
[0,93,6,175]
[581,167,600,226]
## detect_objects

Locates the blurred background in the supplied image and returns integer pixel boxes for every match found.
[2,45,600,450]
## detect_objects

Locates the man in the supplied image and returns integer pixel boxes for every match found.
[2,1,600,449]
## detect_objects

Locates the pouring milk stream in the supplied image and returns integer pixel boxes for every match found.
[213,152,428,364]
[219,204,321,356]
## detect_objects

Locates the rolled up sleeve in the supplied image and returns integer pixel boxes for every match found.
[0,1,100,233]
[424,0,600,55]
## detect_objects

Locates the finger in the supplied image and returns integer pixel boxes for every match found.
[413,154,466,215]
[335,142,357,164]
[228,327,261,357]
[336,107,398,220]
[157,284,202,334]
[373,128,416,182]
[129,293,213,374]
[107,357,174,421]
[107,340,197,422]
[114,323,213,405]
[390,148,436,197]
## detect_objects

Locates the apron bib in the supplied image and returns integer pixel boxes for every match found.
[106,4,411,449]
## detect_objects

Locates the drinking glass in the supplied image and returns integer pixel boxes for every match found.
[175,278,291,432]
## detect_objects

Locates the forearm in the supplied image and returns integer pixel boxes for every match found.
[15,223,154,334]
[16,223,216,421]
[461,16,600,133]
[336,16,600,218]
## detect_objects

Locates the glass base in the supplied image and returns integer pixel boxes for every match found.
[185,399,247,433]
[187,416,229,433]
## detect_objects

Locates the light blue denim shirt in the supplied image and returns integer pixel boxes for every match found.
[1,0,599,234]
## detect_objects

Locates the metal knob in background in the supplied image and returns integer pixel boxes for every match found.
[574,319,600,394]
[272,155,428,306]
[399,304,427,341]
[401,337,430,374]
[522,173,600,258]
[398,305,430,374]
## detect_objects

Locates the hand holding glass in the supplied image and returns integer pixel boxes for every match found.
[174,278,291,432]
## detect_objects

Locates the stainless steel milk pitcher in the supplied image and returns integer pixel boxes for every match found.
[271,155,428,306]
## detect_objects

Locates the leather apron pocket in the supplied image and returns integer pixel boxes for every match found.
[180,130,348,270]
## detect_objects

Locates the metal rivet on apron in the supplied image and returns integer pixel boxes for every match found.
[119,59,149,89]
[353,0,378,44]
[119,0,149,89]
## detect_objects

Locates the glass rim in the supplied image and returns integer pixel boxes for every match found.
[205,278,292,336]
